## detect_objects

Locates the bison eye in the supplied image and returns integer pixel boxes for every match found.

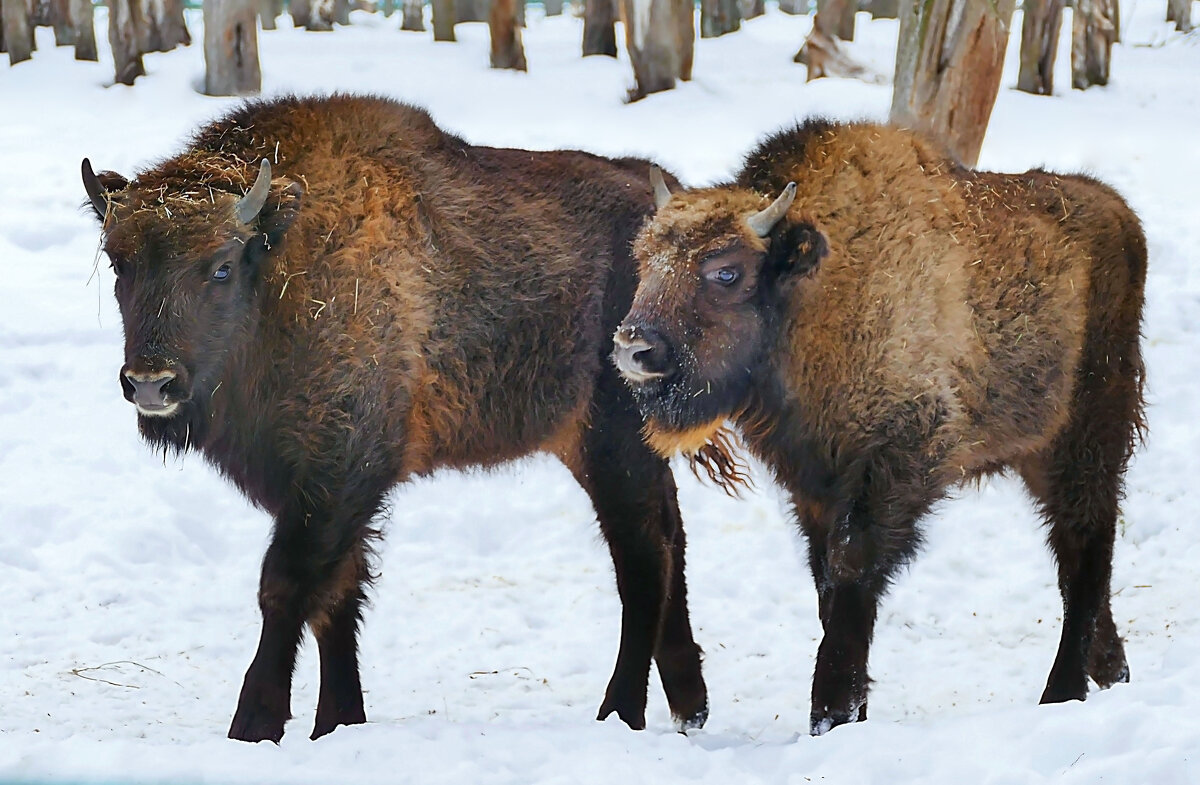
[213,264,232,282]
[706,267,739,286]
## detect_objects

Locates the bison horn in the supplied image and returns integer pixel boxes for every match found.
[650,165,672,209]
[746,182,798,237]
[235,159,272,225]
[82,158,109,218]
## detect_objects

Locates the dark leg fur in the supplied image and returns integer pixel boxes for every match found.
[573,373,707,731]
[230,494,382,743]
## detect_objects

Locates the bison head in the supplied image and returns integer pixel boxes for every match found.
[82,157,301,449]
[614,167,828,459]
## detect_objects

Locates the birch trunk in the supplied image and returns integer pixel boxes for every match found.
[1017,0,1064,94]
[203,0,260,95]
[619,0,693,100]
[107,0,145,82]
[890,0,1017,167]
[1070,0,1116,89]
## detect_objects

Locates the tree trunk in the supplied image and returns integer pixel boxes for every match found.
[4,0,35,64]
[432,0,455,38]
[71,0,97,59]
[544,0,563,14]
[107,0,144,82]
[779,0,806,11]
[1167,0,1192,31]
[890,0,1016,168]
[1070,0,1115,89]
[582,0,615,55]
[619,0,694,100]
[139,0,189,51]
[488,0,526,68]
[456,0,488,21]
[797,0,860,78]
[869,0,897,19]
[203,0,260,95]
[334,0,350,24]
[290,0,312,25]
[259,0,283,29]
[401,0,424,28]
[819,0,854,41]
[737,0,763,19]
[700,0,739,38]
[307,0,335,29]
[50,0,74,45]
[1017,0,1064,95]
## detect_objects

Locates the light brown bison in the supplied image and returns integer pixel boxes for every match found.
[81,94,709,742]
[613,119,1146,736]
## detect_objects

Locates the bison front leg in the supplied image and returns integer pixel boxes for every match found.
[229,496,379,743]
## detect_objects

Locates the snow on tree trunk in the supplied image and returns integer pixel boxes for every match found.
[1017,0,1064,95]
[4,0,35,65]
[489,0,526,69]
[1070,0,1116,89]
[71,0,97,59]
[619,0,693,100]
[870,0,897,19]
[107,0,145,82]
[701,0,739,38]
[544,0,563,15]
[259,0,282,30]
[203,0,260,95]
[890,0,1016,168]
[432,0,455,39]
[582,0,616,55]
[400,0,423,29]
[1167,0,1192,31]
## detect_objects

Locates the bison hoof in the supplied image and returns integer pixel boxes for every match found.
[311,706,366,740]
[596,698,647,731]
[809,700,867,737]
[674,700,709,734]
[228,682,291,743]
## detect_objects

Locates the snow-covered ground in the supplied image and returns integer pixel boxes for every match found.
[1,4,1198,783]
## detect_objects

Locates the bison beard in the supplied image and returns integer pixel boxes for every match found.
[83,95,710,743]
[620,117,1147,738]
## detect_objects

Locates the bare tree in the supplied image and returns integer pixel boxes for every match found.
[1071,0,1116,89]
[619,0,693,100]
[869,0,897,18]
[399,0,423,28]
[544,0,563,14]
[796,0,863,80]
[140,0,189,52]
[779,0,806,12]
[1017,0,1064,95]
[432,0,455,39]
[4,0,35,64]
[701,0,740,38]
[290,0,313,26]
[259,0,283,30]
[1167,0,1192,31]
[489,0,525,68]
[737,0,763,19]
[49,0,74,45]
[71,0,97,59]
[582,0,615,55]
[203,0,260,95]
[107,0,144,83]
[457,0,488,21]
[334,0,350,24]
[890,0,1017,167]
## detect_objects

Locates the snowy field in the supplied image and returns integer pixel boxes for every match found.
[1,4,1198,783]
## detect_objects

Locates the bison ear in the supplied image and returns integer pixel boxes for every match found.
[768,220,828,279]
[255,179,303,246]
[81,159,129,222]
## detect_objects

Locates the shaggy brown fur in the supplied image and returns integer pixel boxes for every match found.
[84,94,709,743]
[615,118,1146,736]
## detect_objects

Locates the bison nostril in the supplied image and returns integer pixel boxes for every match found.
[613,326,673,381]
[122,368,179,410]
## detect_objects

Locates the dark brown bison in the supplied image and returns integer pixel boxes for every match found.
[81,94,709,743]
[613,119,1146,736]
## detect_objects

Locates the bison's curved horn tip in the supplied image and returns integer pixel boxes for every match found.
[650,164,672,210]
[235,158,273,225]
[82,157,108,218]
